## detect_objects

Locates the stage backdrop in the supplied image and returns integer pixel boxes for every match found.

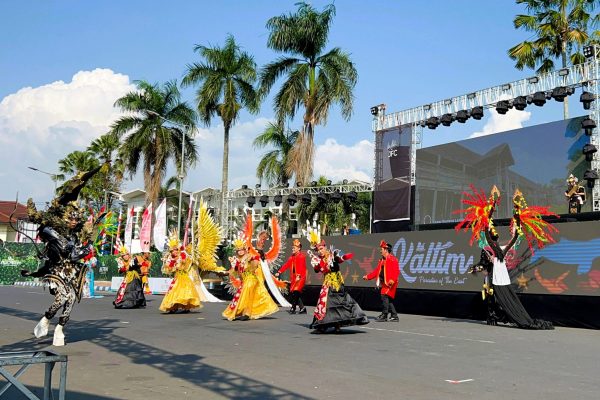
[284,219,600,297]
[372,125,413,225]
[415,116,591,225]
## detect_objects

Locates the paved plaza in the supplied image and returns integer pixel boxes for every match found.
[1,285,599,399]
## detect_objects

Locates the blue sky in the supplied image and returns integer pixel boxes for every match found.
[0,0,589,202]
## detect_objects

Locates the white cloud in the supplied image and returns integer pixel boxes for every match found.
[0,69,135,201]
[314,138,374,183]
[470,107,532,138]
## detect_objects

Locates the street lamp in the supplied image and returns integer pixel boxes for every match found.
[28,166,59,192]
[145,111,192,238]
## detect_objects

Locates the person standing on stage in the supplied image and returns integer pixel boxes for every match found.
[276,239,307,314]
[363,240,399,322]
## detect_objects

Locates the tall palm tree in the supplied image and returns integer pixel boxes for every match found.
[182,35,261,228]
[88,133,126,207]
[253,122,299,186]
[508,0,598,119]
[260,2,357,185]
[110,80,198,209]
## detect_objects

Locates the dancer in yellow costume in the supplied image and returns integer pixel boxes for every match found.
[222,234,279,321]
[159,232,201,313]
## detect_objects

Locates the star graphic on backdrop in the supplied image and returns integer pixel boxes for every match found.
[517,273,529,289]
[351,273,360,283]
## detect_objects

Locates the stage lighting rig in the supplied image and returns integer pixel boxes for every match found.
[440,113,454,126]
[426,116,440,129]
[583,45,598,59]
[513,96,528,111]
[456,110,469,123]
[331,190,342,203]
[551,86,574,102]
[558,68,570,76]
[496,100,511,115]
[259,195,269,207]
[301,193,312,205]
[532,91,546,106]
[527,76,539,84]
[370,106,379,116]
[347,191,358,201]
[246,195,256,208]
[584,169,598,188]
[287,194,297,206]
[470,106,484,120]
[581,91,595,110]
[583,144,597,162]
[582,117,596,136]
[273,194,282,206]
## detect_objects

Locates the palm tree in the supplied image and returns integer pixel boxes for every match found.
[182,34,261,228]
[56,150,102,204]
[88,133,126,207]
[253,122,299,186]
[110,80,198,209]
[508,0,599,119]
[260,2,357,185]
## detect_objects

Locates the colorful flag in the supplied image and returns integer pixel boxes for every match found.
[140,203,153,252]
[153,199,167,251]
[124,206,135,252]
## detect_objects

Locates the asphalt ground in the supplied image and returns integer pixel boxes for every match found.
[0,285,599,400]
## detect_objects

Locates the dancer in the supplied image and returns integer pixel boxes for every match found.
[222,233,278,321]
[159,232,201,313]
[113,242,146,309]
[456,186,555,329]
[363,240,399,322]
[22,166,103,346]
[190,198,226,302]
[82,249,97,298]
[136,252,153,295]
[276,239,307,314]
[307,226,369,333]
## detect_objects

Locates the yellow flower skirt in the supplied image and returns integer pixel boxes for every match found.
[160,270,202,312]
[222,272,278,321]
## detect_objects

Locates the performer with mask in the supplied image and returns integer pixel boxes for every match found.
[276,239,307,314]
[363,240,399,322]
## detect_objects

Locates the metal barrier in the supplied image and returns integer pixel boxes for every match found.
[0,350,67,400]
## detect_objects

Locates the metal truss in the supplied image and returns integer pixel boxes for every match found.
[373,55,600,211]
[223,182,373,199]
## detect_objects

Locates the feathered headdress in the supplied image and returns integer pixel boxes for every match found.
[304,220,322,249]
[194,198,224,272]
[114,238,129,256]
[241,212,283,264]
[454,185,500,245]
[510,189,558,255]
[232,233,248,251]
[167,229,181,250]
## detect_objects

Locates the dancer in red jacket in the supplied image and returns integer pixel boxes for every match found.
[276,239,307,314]
[363,240,400,322]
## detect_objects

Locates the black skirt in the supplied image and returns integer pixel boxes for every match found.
[311,285,369,330]
[493,284,553,330]
[113,277,147,309]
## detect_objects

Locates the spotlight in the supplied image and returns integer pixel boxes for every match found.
[558,68,569,76]
[527,76,539,84]
[331,190,342,203]
[551,87,569,102]
[342,179,348,184]
[456,110,469,123]
[583,169,599,189]
[255,183,261,189]
[370,106,379,116]
[470,106,484,120]
[274,194,283,206]
[419,120,426,128]
[583,45,598,59]
[423,104,431,111]
[581,91,595,110]
[496,100,511,115]
[582,117,597,136]
[317,192,329,203]
[440,113,454,126]
[583,144,597,162]
[241,184,249,190]
[287,194,297,206]
[246,196,256,207]
[326,180,332,185]
[532,91,546,106]
[347,191,358,201]
[467,93,477,100]
[501,84,511,91]
[310,180,318,187]
[513,96,528,111]
[426,116,440,129]
[301,193,312,205]
[259,195,269,207]
[296,181,303,187]
[444,99,452,105]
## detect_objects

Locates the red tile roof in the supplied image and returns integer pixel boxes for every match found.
[0,201,28,224]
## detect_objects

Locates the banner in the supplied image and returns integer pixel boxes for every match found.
[372,125,413,228]
[139,203,152,252]
[123,206,134,252]
[153,199,167,251]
